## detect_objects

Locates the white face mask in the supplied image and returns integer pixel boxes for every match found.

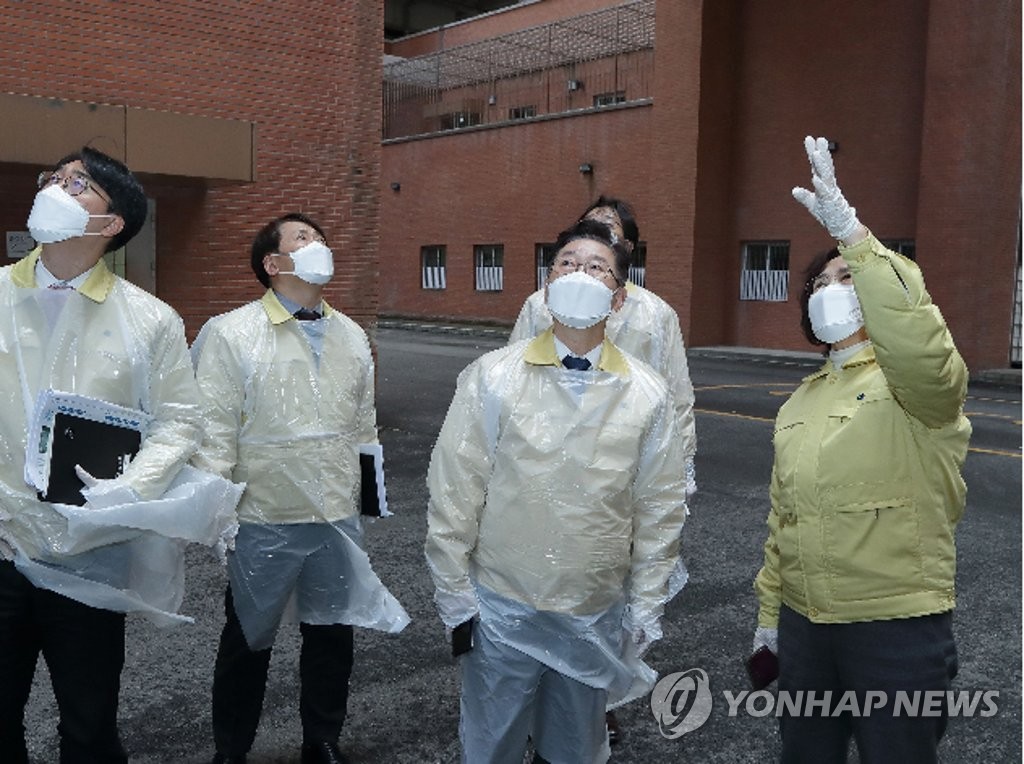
[808,283,864,344]
[285,241,334,285]
[26,184,113,244]
[546,270,615,329]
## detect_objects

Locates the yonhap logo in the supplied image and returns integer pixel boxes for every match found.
[650,668,713,738]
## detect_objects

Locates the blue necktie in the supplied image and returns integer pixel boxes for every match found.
[562,355,591,371]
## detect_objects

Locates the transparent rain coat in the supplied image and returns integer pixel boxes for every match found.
[0,249,240,627]
[191,291,409,649]
[425,329,688,707]
[510,284,696,598]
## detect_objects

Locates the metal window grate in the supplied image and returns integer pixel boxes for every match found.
[740,242,790,301]
[475,245,505,291]
[421,245,446,290]
[535,243,557,289]
[629,242,647,287]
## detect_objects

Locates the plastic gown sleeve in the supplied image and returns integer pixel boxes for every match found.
[424,361,493,628]
[661,314,698,461]
[114,310,203,499]
[190,321,246,480]
[624,391,689,643]
[841,233,968,428]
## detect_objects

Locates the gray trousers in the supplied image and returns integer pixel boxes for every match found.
[459,619,610,764]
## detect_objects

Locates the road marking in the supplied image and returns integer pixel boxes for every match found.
[694,407,774,423]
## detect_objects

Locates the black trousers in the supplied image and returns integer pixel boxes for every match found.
[0,560,127,764]
[211,586,354,756]
[777,605,958,764]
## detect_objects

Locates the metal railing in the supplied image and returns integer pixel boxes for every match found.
[383,0,655,140]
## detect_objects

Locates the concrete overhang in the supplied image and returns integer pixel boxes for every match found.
[0,93,255,185]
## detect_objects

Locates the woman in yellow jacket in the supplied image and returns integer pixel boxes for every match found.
[753,137,971,763]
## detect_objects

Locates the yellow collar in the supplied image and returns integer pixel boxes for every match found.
[12,247,116,303]
[260,289,335,324]
[524,326,630,376]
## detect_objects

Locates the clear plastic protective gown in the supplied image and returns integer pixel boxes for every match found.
[192,292,409,649]
[0,251,240,627]
[426,330,687,707]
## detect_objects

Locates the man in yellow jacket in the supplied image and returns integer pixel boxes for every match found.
[192,213,408,764]
[752,137,971,762]
[426,220,688,764]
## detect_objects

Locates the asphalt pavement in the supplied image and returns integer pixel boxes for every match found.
[23,325,1022,763]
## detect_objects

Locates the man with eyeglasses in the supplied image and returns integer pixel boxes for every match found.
[510,196,698,744]
[510,196,697,503]
[0,147,207,762]
[191,213,409,764]
[426,220,688,764]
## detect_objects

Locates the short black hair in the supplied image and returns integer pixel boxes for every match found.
[551,219,631,284]
[800,247,843,349]
[54,146,147,253]
[578,195,639,253]
[250,213,327,287]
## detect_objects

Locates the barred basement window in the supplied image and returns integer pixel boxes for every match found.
[535,243,557,289]
[593,91,626,107]
[740,241,790,301]
[474,244,504,292]
[629,242,647,287]
[421,245,446,290]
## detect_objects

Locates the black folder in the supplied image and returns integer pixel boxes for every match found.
[359,451,381,517]
[41,412,142,506]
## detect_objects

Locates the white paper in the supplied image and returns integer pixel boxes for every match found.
[24,389,152,492]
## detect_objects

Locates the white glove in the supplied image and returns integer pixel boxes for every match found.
[212,518,239,564]
[792,135,861,240]
[630,626,653,658]
[75,465,140,509]
[752,626,778,654]
[684,457,697,499]
[624,605,662,658]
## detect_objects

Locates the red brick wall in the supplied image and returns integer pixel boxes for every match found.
[914,0,1022,371]
[387,0,620,57]
[381,0,1021,371]
[716,0,931,352]
[0,1,382,341]
[380,104,654,322]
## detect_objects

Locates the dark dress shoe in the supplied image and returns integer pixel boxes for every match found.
[301,740,350,764]
[210,755,247,764]
[606,710,623,745]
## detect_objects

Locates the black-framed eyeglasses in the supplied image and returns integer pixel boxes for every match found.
[551,256,623,286]
[37,170,111,204]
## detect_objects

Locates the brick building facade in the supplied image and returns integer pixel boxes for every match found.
[1,1,383,341]
[382,0,1022,372]
[1,1,1019,372]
